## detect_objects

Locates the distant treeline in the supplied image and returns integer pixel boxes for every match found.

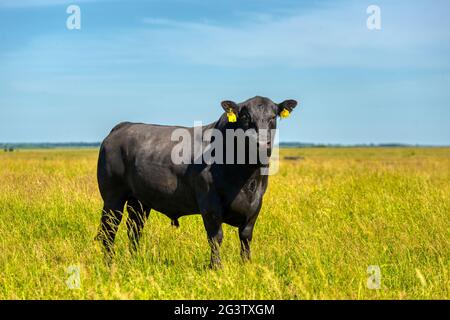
[1,142,101,150]
[1,142,447,150]
[277,142,446,148]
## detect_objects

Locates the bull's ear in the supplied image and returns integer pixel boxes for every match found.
[221,100,239,122]
[277,99,298,118]
[221,100,239,113]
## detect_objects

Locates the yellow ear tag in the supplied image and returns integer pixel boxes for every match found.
[227,110,237,122]
[280,108,290,119]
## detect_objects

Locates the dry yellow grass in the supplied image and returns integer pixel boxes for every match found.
[0,147,448,299]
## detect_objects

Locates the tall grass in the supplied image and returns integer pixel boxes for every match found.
[0,148,448,299]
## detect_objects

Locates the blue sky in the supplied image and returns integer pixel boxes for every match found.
[0,0,449,144]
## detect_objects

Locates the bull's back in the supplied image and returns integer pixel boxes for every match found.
[98,122,199,216]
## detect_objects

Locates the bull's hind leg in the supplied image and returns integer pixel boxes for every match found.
[126,197,151,253]
[239,223,255,262]
[96,195,127,261]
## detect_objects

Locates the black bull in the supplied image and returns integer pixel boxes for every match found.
[96,96,298,267]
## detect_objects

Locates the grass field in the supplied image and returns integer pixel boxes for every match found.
[0,147,448,299]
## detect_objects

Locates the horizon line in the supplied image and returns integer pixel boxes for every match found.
[1,142,449,148]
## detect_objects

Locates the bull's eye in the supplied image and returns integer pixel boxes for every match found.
[240,114,250,122]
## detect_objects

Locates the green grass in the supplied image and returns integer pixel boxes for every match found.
[0,148,448,299]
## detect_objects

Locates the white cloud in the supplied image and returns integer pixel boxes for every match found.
[1,0,449,73]
[137,0,450,69]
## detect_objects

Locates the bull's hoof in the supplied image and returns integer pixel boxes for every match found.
[240,252,252,263]
[209,260,223,270]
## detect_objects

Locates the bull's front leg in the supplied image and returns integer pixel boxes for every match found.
[239,223,254,262]
[196,177,224,269]
[202,212,223,269]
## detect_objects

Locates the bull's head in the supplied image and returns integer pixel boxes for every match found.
[221,96,298,161]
